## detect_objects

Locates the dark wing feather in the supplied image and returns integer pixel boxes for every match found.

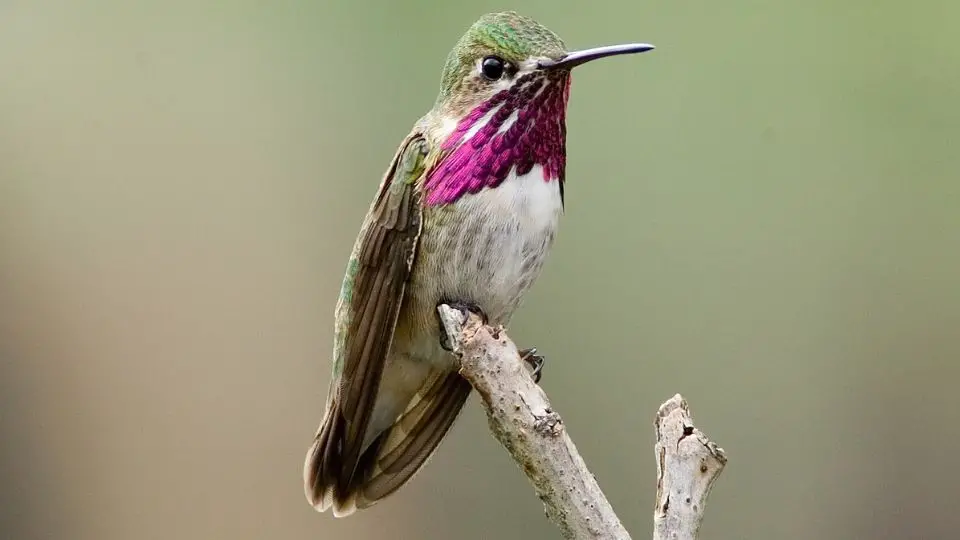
[304,133,430,515]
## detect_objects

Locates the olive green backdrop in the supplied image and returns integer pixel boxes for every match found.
[2,1,958,539]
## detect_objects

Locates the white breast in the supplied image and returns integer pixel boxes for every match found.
[482,164,563,232]
[441,164,563,323]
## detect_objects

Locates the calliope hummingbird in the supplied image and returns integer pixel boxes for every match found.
[304,11,653,516]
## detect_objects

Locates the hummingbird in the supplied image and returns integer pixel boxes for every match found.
[303,11,653,517]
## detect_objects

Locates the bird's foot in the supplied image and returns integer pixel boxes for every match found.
[518,347,546,384]
[438,301,488,352]
[446,301,488,324]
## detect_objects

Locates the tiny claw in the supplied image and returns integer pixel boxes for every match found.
[439,329,454,352]
[518,347,546,384]
[447,301,488,325]
[437,302,489,324]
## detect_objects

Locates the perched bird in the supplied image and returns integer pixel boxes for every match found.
[303,11,653,516]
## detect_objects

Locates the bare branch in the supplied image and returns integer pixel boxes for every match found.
[437,305,727,540]
[438,304,630,539]
[653,395,727,540]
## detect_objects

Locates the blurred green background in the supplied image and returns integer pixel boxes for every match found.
[2,1,958,539]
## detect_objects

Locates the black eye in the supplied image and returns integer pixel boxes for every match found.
[480,56,506,81]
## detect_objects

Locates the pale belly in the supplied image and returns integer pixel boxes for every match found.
[394,164,564,368]
[360,166,563,438]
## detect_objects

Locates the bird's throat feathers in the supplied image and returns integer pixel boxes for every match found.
[423,72,571,206]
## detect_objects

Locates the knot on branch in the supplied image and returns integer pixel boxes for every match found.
[533,409,563,436]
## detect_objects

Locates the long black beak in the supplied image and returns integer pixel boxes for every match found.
[538,43,655,70]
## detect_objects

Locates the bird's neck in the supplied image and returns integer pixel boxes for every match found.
[423,72,571,206]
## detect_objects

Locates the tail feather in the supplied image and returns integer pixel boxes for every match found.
[304,371,471,516]
[303,398,346,512]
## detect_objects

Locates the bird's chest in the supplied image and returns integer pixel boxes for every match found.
[414,165,563,324]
